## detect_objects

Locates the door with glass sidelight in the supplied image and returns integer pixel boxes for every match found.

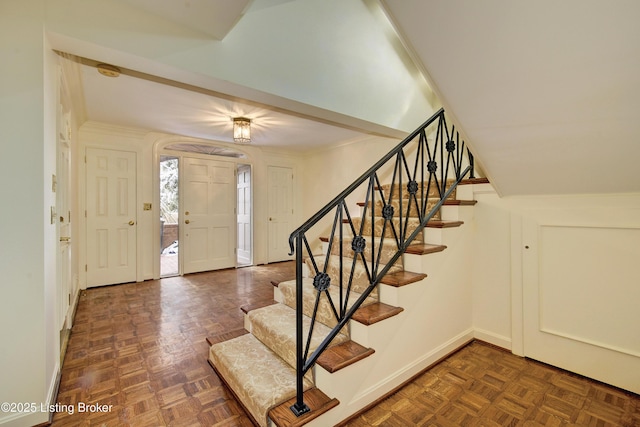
[182,156,236,274]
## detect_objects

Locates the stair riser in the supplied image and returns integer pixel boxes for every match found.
[306,256,397,297]
[327,236,404,266]
[423,225,464,246]
[359,199,442,221]
[351,217,423,242]
[277,279,376,331]
[379,182,457,201]
[404,250,446,275]
[440,205,475,222]
[246,305,349,380]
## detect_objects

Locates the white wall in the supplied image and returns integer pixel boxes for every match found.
[471,188,640,366]
[77,124,305,285]
[300,135,401,253]
[0,2,52,426]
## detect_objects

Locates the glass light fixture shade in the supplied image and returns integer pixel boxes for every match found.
[233,117,251,143]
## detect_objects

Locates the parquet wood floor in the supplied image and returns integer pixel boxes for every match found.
[53,262,640,426]
[345,342,640,427]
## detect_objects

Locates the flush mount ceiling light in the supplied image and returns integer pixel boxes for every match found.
[96,63,121,77]
[233,117,251,144]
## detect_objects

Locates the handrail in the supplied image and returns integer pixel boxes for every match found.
[288,108,475,416]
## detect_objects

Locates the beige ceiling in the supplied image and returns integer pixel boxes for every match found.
[79,59,370,149]
[382,0,640,196]
[52,0,640,195]
[54,0,415,151]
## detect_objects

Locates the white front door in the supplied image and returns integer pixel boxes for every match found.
[267,166,294,263]
[86,148,137,287]
[237,164,252,266]
[183,157,236,274]
[523,217,640,394]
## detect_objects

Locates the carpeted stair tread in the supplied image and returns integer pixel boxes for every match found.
[209,333,313,427]
[247,304,350,373]
[269,387,340,427]
[278,278,376,329]
[352,302,404,325]
[378,179,457,200]
[325,235,405,265]
[348,216,424,242]
[357,198,442,220]
[316,340,375,373]
[306,254,404,296]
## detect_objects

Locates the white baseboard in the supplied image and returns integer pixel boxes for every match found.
[348,328,474,408]
[473,328,512,350]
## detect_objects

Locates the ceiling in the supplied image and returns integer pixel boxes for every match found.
[382,0,640,196]
[79,59,369,150]
[64,0,405,152]
[61,0,640,195]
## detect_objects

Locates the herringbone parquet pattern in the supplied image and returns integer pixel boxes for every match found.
[53,262,639,426]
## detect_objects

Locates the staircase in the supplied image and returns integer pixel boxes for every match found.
[207,109,488,426]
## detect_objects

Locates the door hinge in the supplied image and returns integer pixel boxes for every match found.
[85,264,87,272]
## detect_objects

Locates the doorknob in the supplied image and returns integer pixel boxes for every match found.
[128,220,135,226]
[185,219,190,224]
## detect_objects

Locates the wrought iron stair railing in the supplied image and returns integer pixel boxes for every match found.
[287,108,476,416]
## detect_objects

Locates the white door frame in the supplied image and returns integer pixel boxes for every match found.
[237,163,253,266]
[85,147,138,287]
[153,140,253,278]
[267,165,295,263]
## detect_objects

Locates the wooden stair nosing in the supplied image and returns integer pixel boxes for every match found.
[240,300,278,314]
[443,199,477,206]
[405,243,447,255]
[352,302,404,326]
[460,177,489,185]
[206,328,248,346]
[426,220,464,228]
[269,387,340,427]
[380,270,427,287]
[316,340,375,374]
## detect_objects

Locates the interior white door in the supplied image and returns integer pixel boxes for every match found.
[523,218,640,394]
[86,148,137,287]
[183,157,236,274]
[267,166,294,263]
[57,137,72,329]
[237,164,252,266]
